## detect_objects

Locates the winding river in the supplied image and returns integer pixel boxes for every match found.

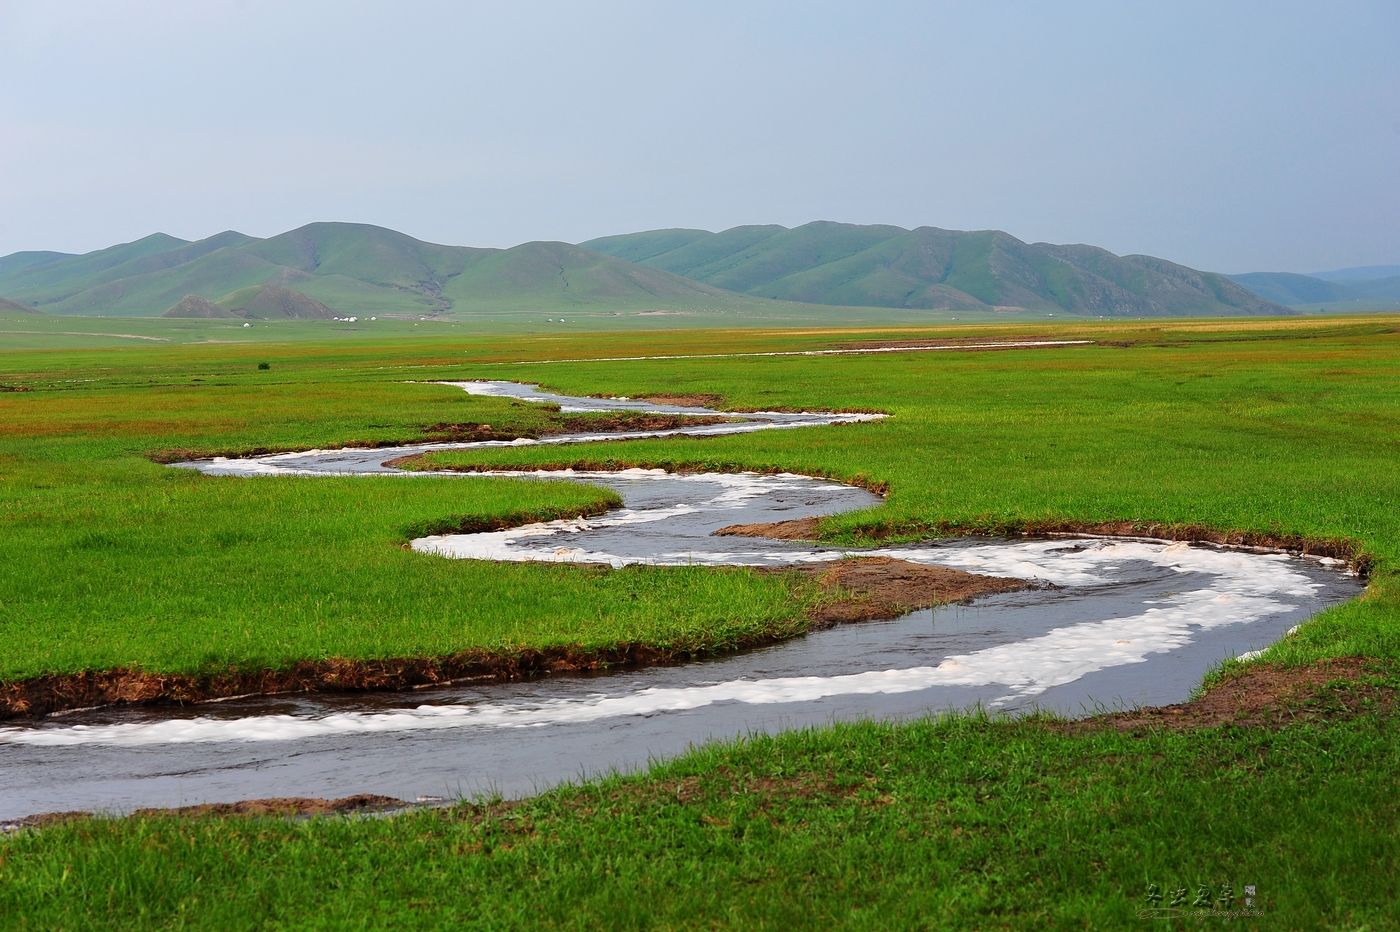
[0,381,1363,821]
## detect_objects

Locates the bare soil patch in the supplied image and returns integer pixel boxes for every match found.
[557,412,728,433]
[140,794,406,818]
[1075,658,1394,733]
[640,393,724,408]
[4,794,406,832]
[788,557,1030,625]
[717,517,822,540]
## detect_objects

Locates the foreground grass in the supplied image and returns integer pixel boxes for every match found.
[3,316,1399,925]
[5,684,1398,928]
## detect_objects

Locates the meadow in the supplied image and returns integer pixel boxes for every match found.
[1,313,1397,926]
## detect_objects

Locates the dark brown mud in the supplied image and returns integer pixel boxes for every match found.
[1071,658,1394,733]
[717,517,823,540]
[640,393,725,407]
[5,794,407,831]
[788,557,1031,625]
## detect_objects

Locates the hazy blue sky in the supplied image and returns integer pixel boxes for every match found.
[1,0,1396,271]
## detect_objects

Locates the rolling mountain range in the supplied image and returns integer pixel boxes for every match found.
[0,220,1314,320]
[583,222,1285,316]
[0,223,734,318]
[1228,266,1400,310]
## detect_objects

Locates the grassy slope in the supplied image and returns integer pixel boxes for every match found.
[0,234,191,307]
[584,222,1287,316]
[2,316,1399,926]
[0,223,815,320]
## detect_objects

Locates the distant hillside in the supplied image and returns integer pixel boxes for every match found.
[224,284,335,320]
[164,285,336,320]
[583,222,1287,316]
[0,251,72,277]
[4,219,1324,320]
[0,297,40,314]
[1227,273,1355,306]
[163,295,235,319]
[1230,268,1400,309]
[1312,265,1400,284]
[0,222,740,317]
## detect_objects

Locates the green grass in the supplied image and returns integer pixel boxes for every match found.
[584,222,1279,316]
[2,315,1399,926]
[417,318,1400,666]
[5,697,1398,928]
[0,379,811,681]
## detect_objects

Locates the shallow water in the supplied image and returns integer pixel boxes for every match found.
[0,381,1363,821]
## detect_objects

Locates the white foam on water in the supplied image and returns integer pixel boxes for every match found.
[0,537,1325,747]
[411,467,862,566]
[183,380,884,479]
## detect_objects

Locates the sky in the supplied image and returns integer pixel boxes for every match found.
[1,0,1396,273]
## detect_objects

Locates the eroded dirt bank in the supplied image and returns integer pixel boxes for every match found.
[4,794,408,831]
[1075,657,1394,732]
[0,559,1023,721]
[786,557,1030,625]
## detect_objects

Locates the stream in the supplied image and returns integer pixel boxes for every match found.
[0,381,1363,821]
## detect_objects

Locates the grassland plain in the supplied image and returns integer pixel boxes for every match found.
[1,315,1398,927]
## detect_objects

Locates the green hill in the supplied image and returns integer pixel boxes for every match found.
[440,241,731,312]
[162,295,236,319]
[3,220,1309,320]
[583,222,1289,316]
[163,285,339,320]
[0,223,746,318]
[222,284,336,320]
[0,251,72,277]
